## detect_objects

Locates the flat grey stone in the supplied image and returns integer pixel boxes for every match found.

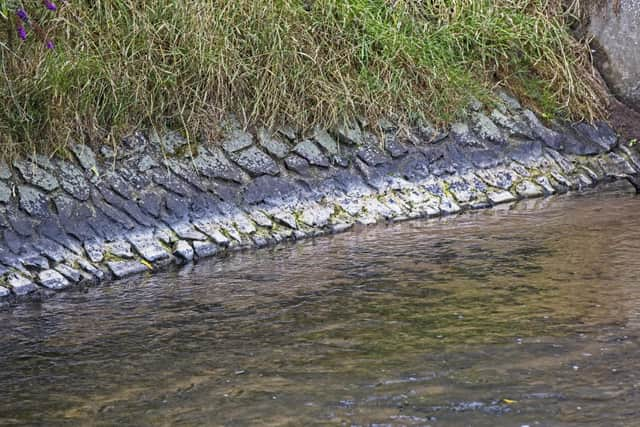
[384,135,408,158]
[18,186,49,217]
[170,223,208,241]
[450,123,484,148]
[357,145,389,167]
[105,240,135,259]
[0,286,9,298]
[522,110,564,150]
[334,122,363,145]
[37,269,70,290]
[128,233,170,262]
[278,126,297,141]
[193,147,245,183]
[515,180,543,198]
[233,214,257,234]
[284,155,310,175]
[54,264,83,283]
[0,181,11,203]
[272,209,298,229]
[0,161,12,179]
[193,220,230,246]
[488,190,517,204]
[250,210,273,228]
[440,197,462,215]
[70,144,98,171]
[153,131,188,155]
[258,128,290,159]
[313,129,339,155]
[8,274,38,296]
[293,140,329,167]
[471,112,505,143]
[232,146,280,177]
[58,161,90,201]
[223,129,254,153]
[107,261,149,278]
[193,240,218,258]
[13,160,59,192]
[173,240,194,262]
[138,155,158,172]
[300,205,333,227]
[536,176,556,194]
[84,239,105,263]
[22,255,49,270]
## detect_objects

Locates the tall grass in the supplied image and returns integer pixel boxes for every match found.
[0,0,606,156]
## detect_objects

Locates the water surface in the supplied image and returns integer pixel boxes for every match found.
[1,183,640,426]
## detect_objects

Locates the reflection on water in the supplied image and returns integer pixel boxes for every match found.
[1,182,640,426]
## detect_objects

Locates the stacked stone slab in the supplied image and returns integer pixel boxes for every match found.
[0,95,638,301]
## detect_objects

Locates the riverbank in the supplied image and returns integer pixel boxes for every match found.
[0,94,638,301]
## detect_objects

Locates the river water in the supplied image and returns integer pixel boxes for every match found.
[1,182,640,426]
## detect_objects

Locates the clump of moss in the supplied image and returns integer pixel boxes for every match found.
[0,0,607,157]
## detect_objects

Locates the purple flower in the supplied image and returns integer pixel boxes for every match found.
[16,9,30,23]
[45,40,55,49]
[17,25,27,41]
[42,0,57,11]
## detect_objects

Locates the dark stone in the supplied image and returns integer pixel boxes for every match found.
[243,175,303,205]
[572,122,618,152]
[151,169,195,196]
[14,161,59,192]
[521,110,565,150]
[163,193,191,222]
[332,155,350,168]
[4,230,24,254]
[8,209,36,237]
[562,130,605,156]
[58,161,91,201]
[470,149,503,169]
[139,191,163,218]
[399,152,430,182]
[91,191,136,230]
[18,186,50,217]
[508,140,544,165]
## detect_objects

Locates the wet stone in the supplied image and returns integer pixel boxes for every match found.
[313,129,339,155]
[54,264,82,283]
[173,240,194,263]
[488,190,517,205]
[128,233,170,262]
[14,160,59,192]
[84,239,105,263]
[258,128,290,159]
[222,129,254,153]
[516,180,544,198]
[105,240,135,259]
[8,274,38,296]
[300,205,334,228]
[107,261,149,278]
[284,155,310,176]
[294,140,329,168]
[18,186,49,217]
[232,146,280,177]
[37,269,70,290]
[22,256,49,270]
[70,143,98,171]
[573,122,617,152]
[193,240,218,258]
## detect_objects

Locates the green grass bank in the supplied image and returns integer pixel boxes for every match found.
[0,0,607,157]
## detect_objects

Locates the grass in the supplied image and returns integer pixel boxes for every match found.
[0,0,607,157]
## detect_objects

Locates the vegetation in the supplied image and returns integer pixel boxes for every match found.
[0,0,607,156]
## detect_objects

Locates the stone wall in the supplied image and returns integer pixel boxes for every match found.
[0,93,639,301]
[584,0,640,110]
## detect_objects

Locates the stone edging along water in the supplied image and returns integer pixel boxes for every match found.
[1,94,639,301]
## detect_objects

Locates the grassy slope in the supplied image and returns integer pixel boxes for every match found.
[0,0,606,156]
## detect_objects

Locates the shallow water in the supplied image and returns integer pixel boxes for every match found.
[1,182,640,426]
